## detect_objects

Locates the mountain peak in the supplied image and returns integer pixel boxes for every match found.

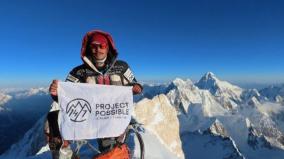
[203,72,218,81]
[196,72,220,89]
[172,78,186,84]
[207,119,229,137]
[195,72,219,92]
[172,78,193,87]
[196,72,243,105]
[205,71,216,78]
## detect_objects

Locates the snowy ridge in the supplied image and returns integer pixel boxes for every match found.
[196,72,243,110]
[0,92,12,109]
[0,116,48,159]
[206,119,229,137]
[181,130,245,159]
[14,87,49,99]
[246,118,273,150]
[260,85,284,103]
[241,89,263,102]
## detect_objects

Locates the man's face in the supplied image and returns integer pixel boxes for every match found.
[90,41,109,60]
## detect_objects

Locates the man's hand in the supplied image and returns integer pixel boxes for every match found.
[49,80,59,97]
[132,84,142,95]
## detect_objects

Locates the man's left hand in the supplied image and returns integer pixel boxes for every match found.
[132,84,142,95]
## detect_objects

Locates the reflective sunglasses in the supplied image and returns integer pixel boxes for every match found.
[90,42,108,49]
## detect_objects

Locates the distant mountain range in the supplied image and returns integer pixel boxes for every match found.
[0,88,51,154]
[1,72,284,159]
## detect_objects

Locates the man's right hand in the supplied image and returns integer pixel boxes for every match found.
[49,80,59,97]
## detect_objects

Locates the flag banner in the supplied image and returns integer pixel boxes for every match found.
[57,82,133,140]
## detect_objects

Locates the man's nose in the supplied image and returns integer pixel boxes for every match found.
[92,47,98,51]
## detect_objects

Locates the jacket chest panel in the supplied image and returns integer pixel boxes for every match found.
[108,65,125,74]
[85,74,123,86]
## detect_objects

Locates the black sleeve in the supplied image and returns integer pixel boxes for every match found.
[120,61,143,92]
[65,65,85,83]
[51,65,85,102]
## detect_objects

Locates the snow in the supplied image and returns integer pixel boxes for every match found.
[133,130,180,159]
[0,92,12,109]
[0,116,46,158]
[260,85,284,102]
[181,131,245,159]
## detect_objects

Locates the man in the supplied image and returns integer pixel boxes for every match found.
[46,30,143,158]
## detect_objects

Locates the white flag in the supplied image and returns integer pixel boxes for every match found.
[57,82,133,140]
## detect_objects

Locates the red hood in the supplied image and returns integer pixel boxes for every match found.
[80,30,118,60]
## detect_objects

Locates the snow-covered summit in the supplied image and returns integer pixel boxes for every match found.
[207,119,229,137]
[172,78,193,88]
[195,72,218,89]
[195,72,243,111]
[200,72,217,81]
[196,72,243,99]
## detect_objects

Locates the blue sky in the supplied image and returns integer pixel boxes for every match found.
[0,0,283,88]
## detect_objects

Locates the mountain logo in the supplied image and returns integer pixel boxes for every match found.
[66,98,92,122]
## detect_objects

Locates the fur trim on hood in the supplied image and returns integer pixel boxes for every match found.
[80,30,118,73]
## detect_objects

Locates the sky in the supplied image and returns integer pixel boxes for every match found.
[0,0,284,88]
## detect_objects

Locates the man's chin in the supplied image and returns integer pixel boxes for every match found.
[93,54,105,59]
[94,55,107,61]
